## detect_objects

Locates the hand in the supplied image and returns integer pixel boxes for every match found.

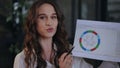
[58,53,73,68]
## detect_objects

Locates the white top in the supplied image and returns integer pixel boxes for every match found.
[13,50,93,68]
[14,50,119,68]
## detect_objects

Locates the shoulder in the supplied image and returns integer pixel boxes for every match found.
[13,50,26,68]
[14,50,25,62]
[72,56,93,68]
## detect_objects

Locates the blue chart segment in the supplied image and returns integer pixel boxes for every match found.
[79,30,100,51]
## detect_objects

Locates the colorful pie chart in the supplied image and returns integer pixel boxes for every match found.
[79,30,100,51]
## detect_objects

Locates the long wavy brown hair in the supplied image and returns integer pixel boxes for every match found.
[23,0,70,68]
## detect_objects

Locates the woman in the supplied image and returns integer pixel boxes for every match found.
[14,0,74,68]
[13,0,119,68]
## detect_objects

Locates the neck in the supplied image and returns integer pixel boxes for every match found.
[39,37,53,50]
[39,37,53,61]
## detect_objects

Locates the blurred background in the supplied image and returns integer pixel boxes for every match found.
[0,0,120,68]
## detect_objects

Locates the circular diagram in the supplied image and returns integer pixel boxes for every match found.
[79,30,100,51]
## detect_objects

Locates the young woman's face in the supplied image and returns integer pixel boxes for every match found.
[36,3,58,39]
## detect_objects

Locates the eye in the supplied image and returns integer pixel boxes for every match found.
[51,15,57,19]
[38,16,46,20]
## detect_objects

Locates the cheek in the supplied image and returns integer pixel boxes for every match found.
[55,20,58,28]
[36,23,44,33]
[54,22,58,31]
[56,22,58,27]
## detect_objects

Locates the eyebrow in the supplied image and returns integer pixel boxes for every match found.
[37,13,57,16]
[37,14,45,17]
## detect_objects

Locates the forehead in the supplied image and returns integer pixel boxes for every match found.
[37,3,56,14]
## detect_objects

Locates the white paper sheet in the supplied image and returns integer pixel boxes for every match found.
[72,19,120,62]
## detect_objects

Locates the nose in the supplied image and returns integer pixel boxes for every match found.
[46,18,52,26]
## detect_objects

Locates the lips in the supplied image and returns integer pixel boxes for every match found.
[46,28,54,33]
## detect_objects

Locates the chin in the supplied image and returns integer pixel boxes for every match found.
[45,34,55,38]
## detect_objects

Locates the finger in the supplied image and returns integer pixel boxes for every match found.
[59,54,73,68]
[59,53,67,62]
[64,54,73,64]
